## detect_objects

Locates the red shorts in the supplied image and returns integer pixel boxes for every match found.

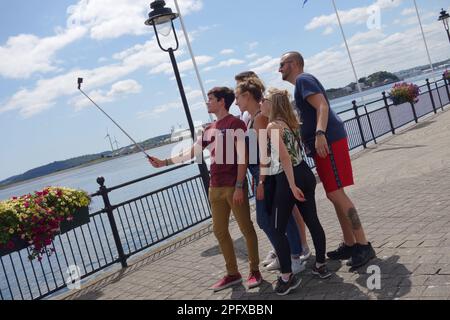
[313,138,354,194]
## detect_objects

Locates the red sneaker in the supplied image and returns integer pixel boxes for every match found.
[247,270,262,289]
[211,273,242,292]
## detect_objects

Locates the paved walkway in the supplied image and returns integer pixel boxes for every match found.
[58,106,450,300]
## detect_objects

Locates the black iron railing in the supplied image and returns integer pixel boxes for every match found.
[1,75,449,300]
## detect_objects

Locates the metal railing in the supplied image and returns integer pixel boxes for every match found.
[1,75,449,300]
[338,76,449,152]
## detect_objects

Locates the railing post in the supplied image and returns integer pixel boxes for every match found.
[363,104,377,144]
[410,102,418,123]
[97,177,128,268]
[352,100,366,149]
[426,78,437,114]
[443,74,450,109]
[382,91,395,135]
[434,81,443,109]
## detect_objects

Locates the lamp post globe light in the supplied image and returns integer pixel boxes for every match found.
[146,0,210,192]
[438,8,450,44]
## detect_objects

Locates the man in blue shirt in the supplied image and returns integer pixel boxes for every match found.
[279,51,375,268]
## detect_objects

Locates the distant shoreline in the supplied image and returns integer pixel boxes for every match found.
[0,157,113,192]
[0,140,178,192]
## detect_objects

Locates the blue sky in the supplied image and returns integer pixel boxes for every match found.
[1,0,449,181]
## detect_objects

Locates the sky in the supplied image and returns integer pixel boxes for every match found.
[1,0,449,181]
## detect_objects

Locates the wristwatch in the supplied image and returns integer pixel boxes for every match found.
[258,180,265,186]
[316,130,326,137]
[235,181,244,189]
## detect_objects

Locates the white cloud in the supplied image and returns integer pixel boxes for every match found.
[203,59,245,72]
[247,12,450,92]
[72,79,142,109]
[0,18,215,118]
[303,19,449,89]
[0,26,86,79]
[0,37,169,117]
[137,101,180,119]
[250,57,279,75]
[401,7,415,16]
[323,27,335,35]
[346,29,385,46]
[248,56,272,67]
[220,49,234,55]
[150,55,213,75]
[246,53,258,59]
[305,0,402,31]
[137,88,204,119]
[110,79,142,95]
[67,0,203,40]
[395,11,439,26]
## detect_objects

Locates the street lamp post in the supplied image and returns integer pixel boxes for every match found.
[145,0,210,193]
[438,8,450,45]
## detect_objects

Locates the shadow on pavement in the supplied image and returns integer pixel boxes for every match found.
[352,255,412,300]
[201,237,250,262]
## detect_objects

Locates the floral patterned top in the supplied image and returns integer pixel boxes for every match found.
[267,127,304,176]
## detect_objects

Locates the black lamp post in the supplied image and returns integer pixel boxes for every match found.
[438,8,450,45]
[145,0,210,192]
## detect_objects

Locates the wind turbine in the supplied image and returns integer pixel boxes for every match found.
[105,129,115,152]
[113,136,119,150]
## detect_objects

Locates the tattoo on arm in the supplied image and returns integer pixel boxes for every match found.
[347,207,362,230]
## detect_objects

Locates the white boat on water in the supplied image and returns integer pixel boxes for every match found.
[170,123,210,142]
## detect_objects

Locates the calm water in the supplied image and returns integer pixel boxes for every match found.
[0,142,205,207]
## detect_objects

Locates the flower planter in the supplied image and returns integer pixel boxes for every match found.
[0,207,89,257]
[391,97,410,106]
[59,206,90,234]
[0,235,29,257]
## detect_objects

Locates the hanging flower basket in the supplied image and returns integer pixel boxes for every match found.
[0,187,91,260]
[59,206,90,234]
[0,235,29,257]
[389,82,420,105]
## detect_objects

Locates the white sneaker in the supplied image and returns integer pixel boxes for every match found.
[265,257,280,271]
[291,258,306,274]
[262,250,277,267]
[300,248,311,262]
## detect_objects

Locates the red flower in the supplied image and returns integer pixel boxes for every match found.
[6,241,15,250]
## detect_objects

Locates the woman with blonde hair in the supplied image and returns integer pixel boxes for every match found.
[261,88,330,296]
[235,77,305,275]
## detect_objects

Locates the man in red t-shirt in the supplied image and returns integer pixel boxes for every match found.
[149,87,262,292]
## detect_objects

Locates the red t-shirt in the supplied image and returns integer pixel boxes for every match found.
[201,114,247,187]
